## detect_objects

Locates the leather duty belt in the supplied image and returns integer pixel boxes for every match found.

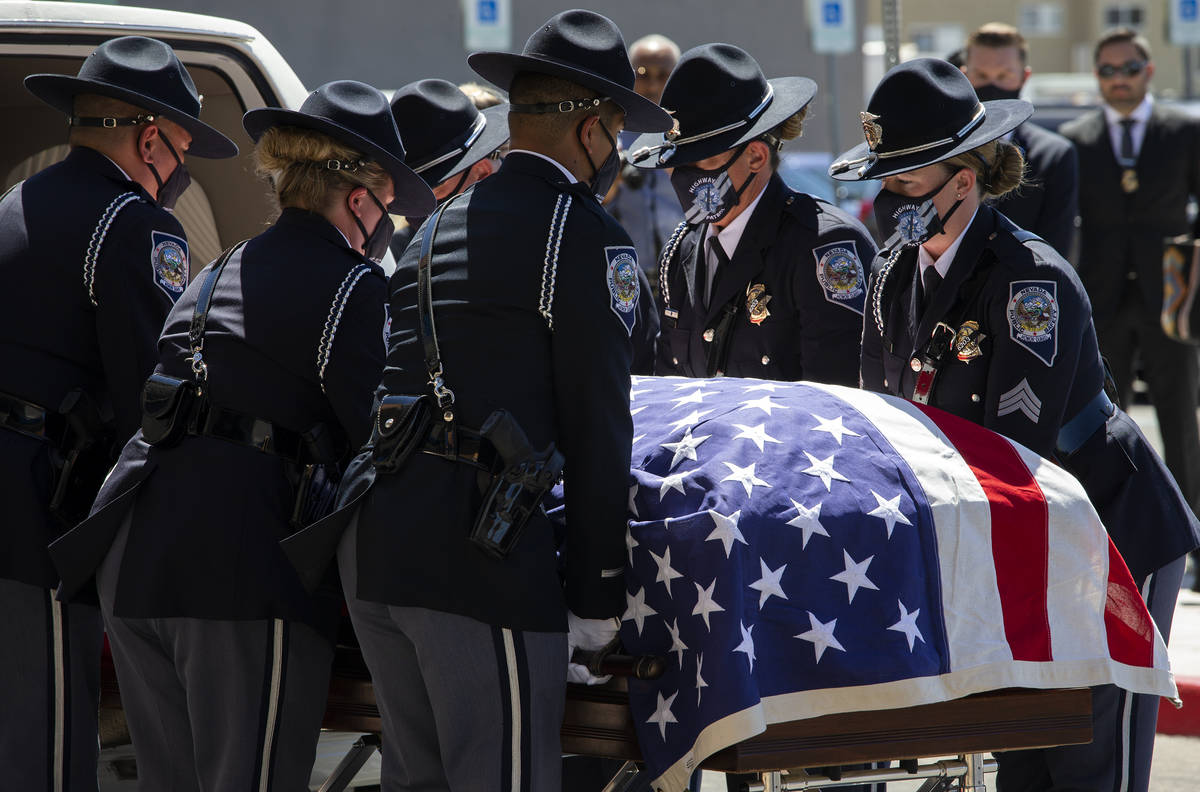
[0,390,67,447]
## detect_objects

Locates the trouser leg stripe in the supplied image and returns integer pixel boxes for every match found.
[491,626,514,792]
[254,618,287,792]
[502,628,522,792]
[512,631,532,792]
[50,592,66,792]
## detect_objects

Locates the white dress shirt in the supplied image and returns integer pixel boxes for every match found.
[918,206,980,281]
[1103,94,1153,164]
[703,184,768,304]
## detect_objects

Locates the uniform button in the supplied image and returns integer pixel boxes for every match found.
[910,358,922,372]
[971,394,981,403]
[761,355,770,365]
[703,328,715,342]
[883,378,889,388]
[672,356,679,366]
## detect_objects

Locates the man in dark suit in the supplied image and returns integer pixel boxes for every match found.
[1061,28,1200,534]
[960,22,1078,258]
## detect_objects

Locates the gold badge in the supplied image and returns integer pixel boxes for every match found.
[746,283,772,325]
[954,320,987,362]
[1121,168,1139,193]
[860,111,883,150]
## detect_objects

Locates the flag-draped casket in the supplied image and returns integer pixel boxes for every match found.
[573,377,1175,792]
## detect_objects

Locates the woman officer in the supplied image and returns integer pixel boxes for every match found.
[49,81,434,790]
[832,58,1199,792]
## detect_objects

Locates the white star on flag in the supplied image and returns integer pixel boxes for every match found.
[650,546,684,597]
[647,690,679,740]
[622,587,657,635]
[748,557,788,608]
[722,461,771,496]
[786,499,830,548]
[733,621,756,672]
[802,450,850,491]
[658,470,693,501]
[632,433,645,445]
[868,491,912,538]
[830,550,880,603]
[692,578,725,631]
[795,611,845,663]
[705,509,748,557]
[731,422,782,452]
[670,388,713,410]
[888,600,925,652]
[625,525,639,566]
[628,483,639,518]
[661,429,711,470]
[738,394,789,417]
[667,618,688,668]
[668,408,713,432]
[629,387,649,402]
[811,414,861,446]
[742,382,780,392]
[695,653,708,706]
[631,405,648,416]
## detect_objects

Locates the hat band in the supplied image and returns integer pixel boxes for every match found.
[412,112,489,175]
[629,83,774,165]
[831,103,987,175]
[509,96,607,115]
[69,113,155,128]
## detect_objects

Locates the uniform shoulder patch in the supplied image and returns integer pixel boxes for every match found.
[1007,279,1059,366]
[150,230,189,302]
[605,245,640,336]
[812,239,866,315]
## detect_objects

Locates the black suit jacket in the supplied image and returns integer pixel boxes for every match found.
[656,174,876,385]
[1060,104,1200,320]
[989,122,1078,258]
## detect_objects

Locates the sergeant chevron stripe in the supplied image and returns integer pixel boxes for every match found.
[997,378,1042,423]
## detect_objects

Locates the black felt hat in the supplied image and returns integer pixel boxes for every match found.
[25,36,237,159]
[243,80,435,216]
[390,79,509,187]
[627,43,817,169]
[830,57,1033,181]
[468,9,672,133]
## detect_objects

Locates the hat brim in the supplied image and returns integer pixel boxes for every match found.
[467,51,672,133]
[24,73,238,159]
[627,76,817,169]
[242,107,435,216]
[419,104,510,187]
[829,99,1034,182]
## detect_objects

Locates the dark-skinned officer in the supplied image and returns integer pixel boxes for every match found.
[834,57,1200,792]
[50,81,434,790]
[282,10,672,790]
[629,43,876,385]
[0,36,237,791]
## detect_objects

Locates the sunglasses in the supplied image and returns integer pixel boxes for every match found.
[1097,60,1146,79]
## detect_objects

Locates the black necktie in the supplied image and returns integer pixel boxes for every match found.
[706,237,730,309]
[1119,118,1136,166]
[921,266,942,313]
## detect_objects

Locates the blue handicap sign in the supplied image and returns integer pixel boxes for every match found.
[1185,0,1199,23]
[477,0,497,23]
[823,1,843,25]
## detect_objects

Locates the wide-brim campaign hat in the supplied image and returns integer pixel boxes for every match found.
[628,43,817,169]
[467,9,672,133]
[25,36,237,159]
[830,57,1033,181]
[390,79,509,187]
[243,80,435,216]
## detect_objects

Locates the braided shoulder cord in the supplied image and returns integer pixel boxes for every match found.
[657,221,689,313]
[537,193,573,330]
[871,247,904,337]
[317,263,371,391]
[84,192,142,307]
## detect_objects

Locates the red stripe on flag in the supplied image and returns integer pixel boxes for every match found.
[1103,540,1155,668]
[914,404,1053,662]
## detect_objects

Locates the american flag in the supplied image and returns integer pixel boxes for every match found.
[612,376,1175,792]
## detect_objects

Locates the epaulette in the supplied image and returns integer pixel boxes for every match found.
[84,191,147,306]
[317,262,374,391]
[537,191,574,331]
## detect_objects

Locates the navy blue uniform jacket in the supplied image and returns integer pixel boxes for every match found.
[0,147,184,588]
[656,174,876,385]
[861,205,1200,578]
[51,209,387,624]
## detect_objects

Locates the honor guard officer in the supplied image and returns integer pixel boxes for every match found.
[836,58,1200,792]
[283,10,672,791]
[0,36,236,791]
[388,78,509,257]
[49,81,434,790]
[629,44,876,385]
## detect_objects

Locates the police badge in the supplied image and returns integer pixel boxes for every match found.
[745,283,772,325]
[954,320,986,362]
[1121,168,1139,194]
[860,111,883,150]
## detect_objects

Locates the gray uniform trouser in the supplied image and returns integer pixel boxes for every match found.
[97,514,333,792]
[338,517,568,792]
[0,577,102,792]
[996,555,1186,792]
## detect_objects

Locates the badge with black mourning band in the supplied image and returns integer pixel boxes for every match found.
[745,283,771,324]
[626,42,816,170]
[829,57,1032,182]
[954,320,986,362]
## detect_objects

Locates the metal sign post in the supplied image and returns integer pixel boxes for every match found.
[882,0,902,72]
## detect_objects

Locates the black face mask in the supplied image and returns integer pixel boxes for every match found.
[351,189,395,263]
[580,118,621,201]
[973,83,1022,102]
[669,143,754,225]
[146,131,190,210]
[872,171,964,249]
